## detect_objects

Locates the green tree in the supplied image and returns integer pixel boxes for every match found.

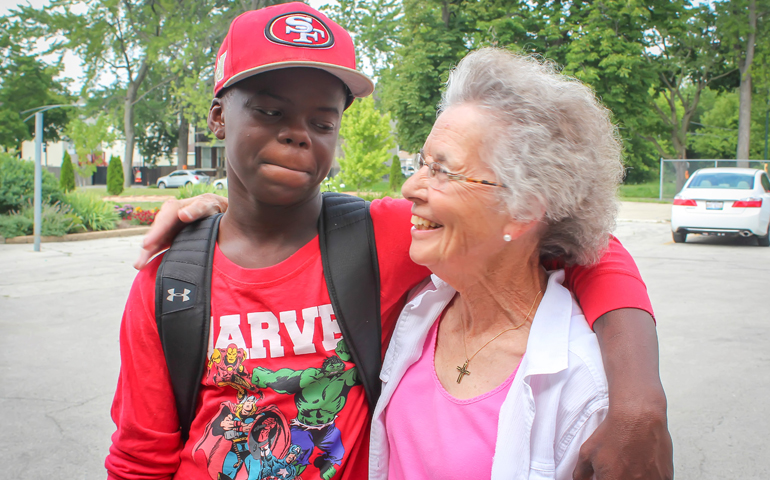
[335,97,395,191]
[643,2,736,189]
[64,115,115,186]
[388,155,404,192]
[379,0,473,152]
[107,155,124,195]
[133,72,179,167]
[689,89,770,159]
[323,0,403,77]
[59,150,76,192]
[714,0,770,164]
[12,0,209,187]
[0,50,73,149]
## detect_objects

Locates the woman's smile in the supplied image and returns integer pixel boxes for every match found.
[411,214,443,230]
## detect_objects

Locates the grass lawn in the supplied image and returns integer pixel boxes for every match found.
[79,186,178,198]
[619,181,677,202]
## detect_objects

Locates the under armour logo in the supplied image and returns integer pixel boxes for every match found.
[167,288,191,302]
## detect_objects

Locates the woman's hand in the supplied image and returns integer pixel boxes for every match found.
[133,194,229,270]
[573,308,674,480]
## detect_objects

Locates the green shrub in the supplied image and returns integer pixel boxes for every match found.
[356,191,388,202]
[106,155,124,195]
[64,191,118,231]
[0,211,32,238]
[0,151,64,214]
[388,155,404,192]
[176,183,225,199]
[0,201,84,238]
[60,151,76,192]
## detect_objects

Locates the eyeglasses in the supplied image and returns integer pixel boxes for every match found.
[416,152,507,191]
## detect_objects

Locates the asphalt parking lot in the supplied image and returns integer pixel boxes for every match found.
[0,203,768,479]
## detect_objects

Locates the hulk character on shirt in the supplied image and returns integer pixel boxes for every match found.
[251,339,359,479]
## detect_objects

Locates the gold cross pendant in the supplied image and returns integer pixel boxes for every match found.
[456,360,471,383]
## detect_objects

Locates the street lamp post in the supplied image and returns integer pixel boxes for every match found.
[21,103,84,251]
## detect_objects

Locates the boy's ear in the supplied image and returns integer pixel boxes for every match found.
[208,99,225,140]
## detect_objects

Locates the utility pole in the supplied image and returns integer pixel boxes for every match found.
[21,104,84,251]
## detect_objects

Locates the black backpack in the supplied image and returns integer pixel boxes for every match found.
[155,193,382,440]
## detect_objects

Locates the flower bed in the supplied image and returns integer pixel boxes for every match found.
[114,204,158,226]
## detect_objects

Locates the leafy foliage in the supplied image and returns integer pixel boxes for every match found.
[63,191,118,231]
[379,0,472,152]
[388,155,404,192]
[0,150,63,214]
[0,201,84,238]
[323,0,403,77]
[334,97,395,191]
[176,183,225,199]
[107,155,124,196]
[59,151,76,193]
[64,115,115,184]
[0,50,74,149]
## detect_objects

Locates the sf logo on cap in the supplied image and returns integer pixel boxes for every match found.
[265,12,334,48]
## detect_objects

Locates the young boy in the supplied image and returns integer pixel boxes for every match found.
[108,3,671,480]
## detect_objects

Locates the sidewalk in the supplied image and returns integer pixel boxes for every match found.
[618,201,671,223]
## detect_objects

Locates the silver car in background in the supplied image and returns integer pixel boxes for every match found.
[156,170,211,188]
[671,167,770,246]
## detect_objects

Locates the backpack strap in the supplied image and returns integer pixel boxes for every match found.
[155,213,223,440]
[318,192,382,409]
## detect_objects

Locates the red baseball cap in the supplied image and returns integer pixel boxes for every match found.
[213,2,374,99]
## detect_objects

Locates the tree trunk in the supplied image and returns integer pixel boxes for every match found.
[123,61,150,188]
[736,0,756,167]
[177,112,189,168]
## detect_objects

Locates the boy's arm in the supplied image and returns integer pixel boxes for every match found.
[106,259,184,479]
[574,308,673,480]
[560,237,673,480]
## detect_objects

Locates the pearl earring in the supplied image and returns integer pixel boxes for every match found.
[503,234,512,242]
[220,122,225,126]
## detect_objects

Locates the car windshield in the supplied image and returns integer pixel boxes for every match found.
[688,172,754,189]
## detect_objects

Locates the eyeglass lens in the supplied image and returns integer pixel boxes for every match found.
[418,155,447,190]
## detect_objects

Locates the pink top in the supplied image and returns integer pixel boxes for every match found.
[385,315,521,479]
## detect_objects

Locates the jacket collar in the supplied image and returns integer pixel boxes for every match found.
[416,270,573,378]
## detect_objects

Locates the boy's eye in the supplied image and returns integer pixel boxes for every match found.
[257,109,280,117]
[315,122,335,131]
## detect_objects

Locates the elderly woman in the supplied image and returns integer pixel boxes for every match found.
[368,48,625,479]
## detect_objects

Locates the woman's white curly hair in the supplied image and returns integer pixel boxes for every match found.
[439,48,624,265]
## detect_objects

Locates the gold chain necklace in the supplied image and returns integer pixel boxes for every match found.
[456,290,542,384]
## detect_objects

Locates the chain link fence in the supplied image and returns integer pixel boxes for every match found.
[658,159,770,200]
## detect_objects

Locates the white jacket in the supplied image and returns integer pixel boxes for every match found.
[369,270,608,480]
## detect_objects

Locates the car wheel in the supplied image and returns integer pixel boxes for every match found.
[185,181,193,186]
[215,183,224,190]
[672,231,686,243]
[158,182,166,189]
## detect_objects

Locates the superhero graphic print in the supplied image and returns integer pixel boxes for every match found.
[194,338,361,480]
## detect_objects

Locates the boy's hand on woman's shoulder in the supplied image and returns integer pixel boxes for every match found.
[134,194,229,270]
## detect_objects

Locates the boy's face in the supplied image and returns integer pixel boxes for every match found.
[208,68,347,205]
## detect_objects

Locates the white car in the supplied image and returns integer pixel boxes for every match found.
[156,170,211,189]
[671,167,770,246]
[213,177,227,190]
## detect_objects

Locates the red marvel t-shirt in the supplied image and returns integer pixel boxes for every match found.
[106,197,652,480]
